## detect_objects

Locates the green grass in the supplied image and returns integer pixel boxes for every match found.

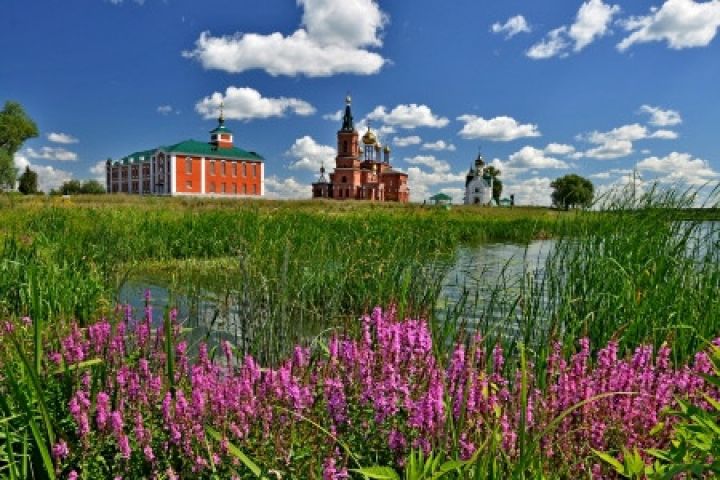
[0,194,564,363]
[1,189,720,478]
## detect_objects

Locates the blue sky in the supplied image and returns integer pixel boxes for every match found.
[2,0,719,203]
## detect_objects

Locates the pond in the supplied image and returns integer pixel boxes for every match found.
[118,239,555,351]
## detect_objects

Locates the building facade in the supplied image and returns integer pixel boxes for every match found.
[312,96,409,203]
[106,110,264,197]
[464,153,494,205]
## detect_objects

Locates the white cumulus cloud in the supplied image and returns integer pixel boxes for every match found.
[183,0,388,77]
[527,0,620,59]
[544,143,576,155]
[264,175,311,199]
[393,135,422,147]
[322,110,343,121]
[577,123,678,159]
[366,104,449,129]
[506,146,569,169]
[618,0,720,51]
[47,132,78,144]
[287,136,336,172]
[405,155,452,172]
[25,147,78,162]
[508,177,554,206]
[636,151,719,185]
[491,15,531,38]
[639,105,683,126]
[421,140,456,151]
[196,86,315,121]
[457,115,541,141]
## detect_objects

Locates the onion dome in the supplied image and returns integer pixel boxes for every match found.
[383,145,391,154]
[374,143,382,152]
[362,127,377,145]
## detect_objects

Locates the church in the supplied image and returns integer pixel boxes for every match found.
[106,107,265,197]
[464,152,494,205]
[312,96,409,202]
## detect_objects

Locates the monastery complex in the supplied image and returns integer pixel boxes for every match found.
[312,96,409,203]
[106,108,264,197]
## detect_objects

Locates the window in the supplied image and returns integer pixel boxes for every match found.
[343,141,348,153]
[242,163,247,177]
[341,176,347,183]
[232,184,237,194]
[242,184,247,194]
[221,183,226,193]
[185,180,192,190]
[210,182,216,193]
[185,157,192,174]
[251,185,256,194]
[222,161,226,176]
[232,162,237,177]
[210,160,216,175]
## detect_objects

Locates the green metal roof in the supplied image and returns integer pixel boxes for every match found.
[210,125,233,134]
[164,140,263,161]
[112,139,264,165]
[430,192,452,201]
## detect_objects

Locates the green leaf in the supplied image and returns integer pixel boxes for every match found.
[649,422,665,436]
[592,449,625,475]
[206,426,261,477]
[351,466,401,480]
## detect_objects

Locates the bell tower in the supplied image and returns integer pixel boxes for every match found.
[210,102,234,149]
[336,95,360,169]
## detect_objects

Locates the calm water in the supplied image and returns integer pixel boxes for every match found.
[117,219,717,353]
[118,240,555,347]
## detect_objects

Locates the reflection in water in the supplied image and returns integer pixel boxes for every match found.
[438,240,554,340]
[119,240,556,351]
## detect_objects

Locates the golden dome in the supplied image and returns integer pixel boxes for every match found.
[375,143,382,151]
[362,127,377,145]
[383,145,391,153]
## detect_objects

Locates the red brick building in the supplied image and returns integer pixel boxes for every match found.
[106,109,264,197]
[312,96,409,202]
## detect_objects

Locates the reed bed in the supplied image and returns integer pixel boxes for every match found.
[1,189,720,478]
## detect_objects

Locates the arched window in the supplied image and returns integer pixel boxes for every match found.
[342,176,347,183]
[343,141,348,153]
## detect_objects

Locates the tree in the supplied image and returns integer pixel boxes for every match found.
[51,179,105,195]
[80,179,105,194]
[484,165,503,205]
[18,166,38,194]
[551,174,594,210]
[0,101,39,189]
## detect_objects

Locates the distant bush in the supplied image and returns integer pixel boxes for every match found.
[50,179,105,195]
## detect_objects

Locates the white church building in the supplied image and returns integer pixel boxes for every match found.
[464,153,494,205]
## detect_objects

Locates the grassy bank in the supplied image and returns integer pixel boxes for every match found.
[0,195,564,363]
[1,190,720,478]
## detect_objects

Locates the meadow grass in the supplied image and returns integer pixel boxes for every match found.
[1,189,720,478]
[0,195,564,363]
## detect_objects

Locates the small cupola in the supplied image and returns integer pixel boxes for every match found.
[210,102,234,149]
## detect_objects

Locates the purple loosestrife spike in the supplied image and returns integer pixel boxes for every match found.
[143,445,155,462]
[95,392,110,431]
[52,440,69,460]
[118,434,131,459]
[323,456,349,480]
